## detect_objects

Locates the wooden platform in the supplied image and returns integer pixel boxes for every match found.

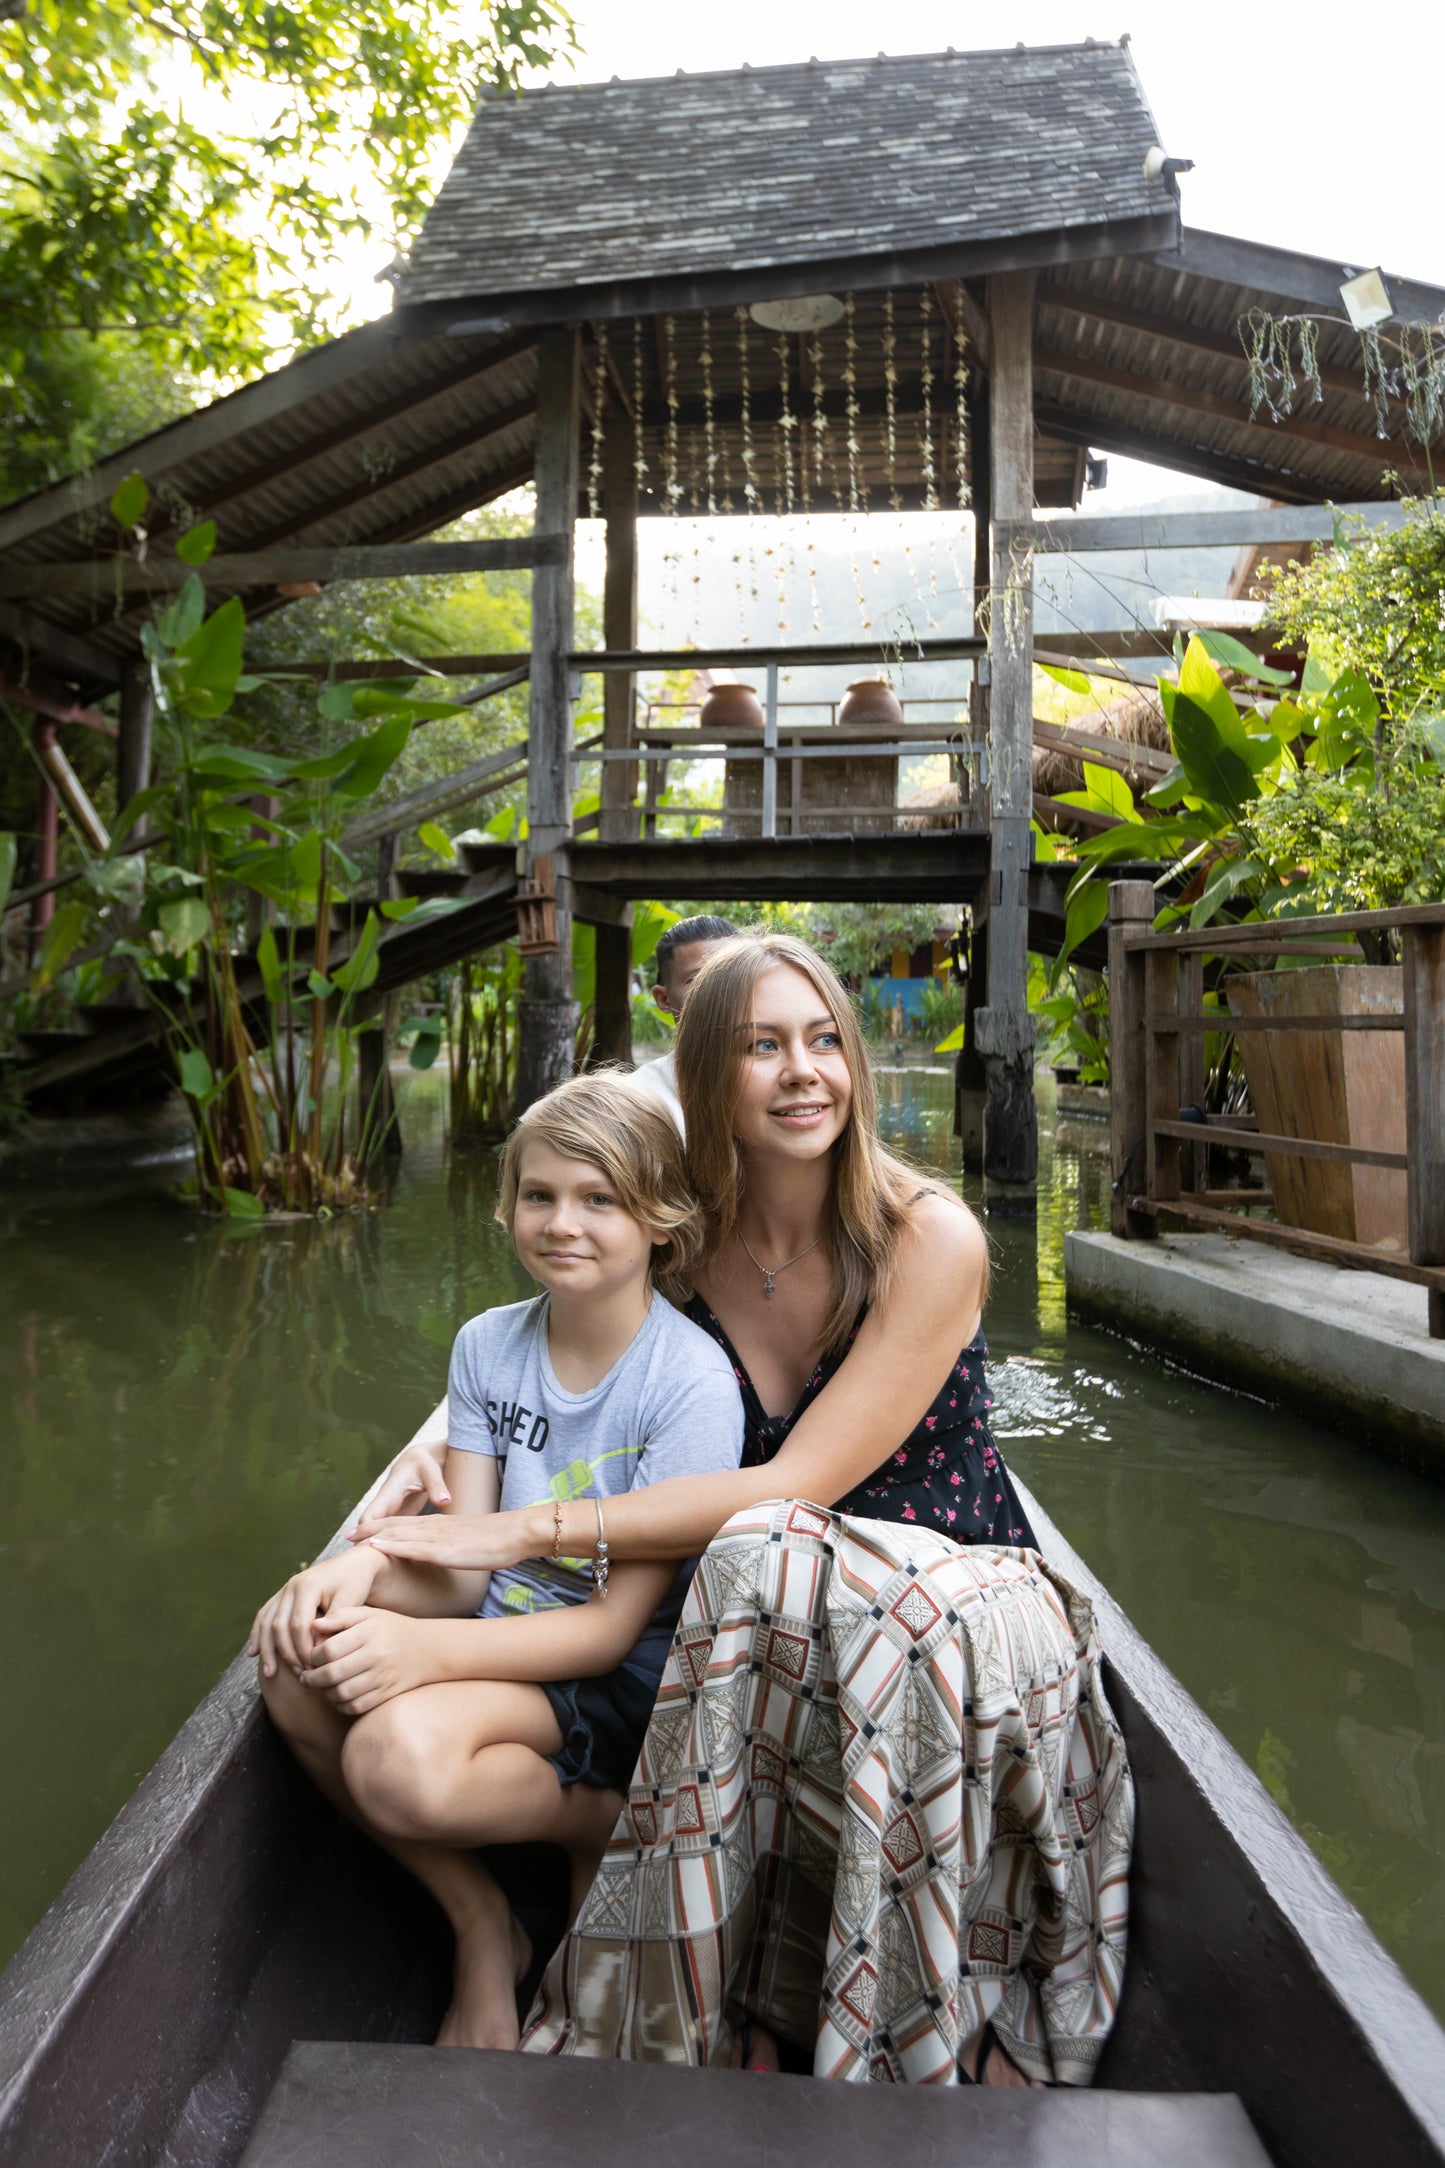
[239,2043,1273,2168]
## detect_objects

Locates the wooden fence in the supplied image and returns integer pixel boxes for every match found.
[1106,880,1445,1339]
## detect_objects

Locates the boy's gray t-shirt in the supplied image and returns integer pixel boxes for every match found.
[446,1288,745,1686]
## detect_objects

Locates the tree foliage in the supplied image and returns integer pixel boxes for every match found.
[1,0,577,489]
[1261,498,1445,729]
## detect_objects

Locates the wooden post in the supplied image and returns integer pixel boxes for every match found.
[515,326,580,1114]
[1108,880,1157,1239]
[358,831,402,1158]
[117,659,154,815]
[28,718,57,959]
[600,411,638,846]
[594,400,637,1069]
[955,910,987,1173]
[979,270,1037,1212]
[1403,921,1445,1337]
[1145,948,1182,1208]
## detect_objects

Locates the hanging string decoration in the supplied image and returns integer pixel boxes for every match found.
[663,315,682,511]
[700,308,718,515]
[585,321,609,521]
[1241,301,1445,451]
[918,286,939,511]
[632,318,648,497]
[953,314,970,508]
[843,291,863,514]
[774,331,797,516]
[883,289,902,515]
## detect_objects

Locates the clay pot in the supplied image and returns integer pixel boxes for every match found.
[838,677,903,727]
[698,682,764,729]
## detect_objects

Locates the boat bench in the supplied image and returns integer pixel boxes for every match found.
[241,2041,1274,2167]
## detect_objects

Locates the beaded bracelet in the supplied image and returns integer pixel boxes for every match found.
[552,1499,565,1563]
[593,1496,610,1600]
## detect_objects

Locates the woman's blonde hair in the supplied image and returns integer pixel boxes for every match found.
[674,931,983,1351]
[496,1073,705,1301]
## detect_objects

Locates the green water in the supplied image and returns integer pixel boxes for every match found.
[3,1068,1444,2022]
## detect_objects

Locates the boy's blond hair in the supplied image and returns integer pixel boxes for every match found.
[496,1072,705,1301]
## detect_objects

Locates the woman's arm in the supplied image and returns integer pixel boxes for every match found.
[302,1558,678,1715]
[362,1198,986,1571]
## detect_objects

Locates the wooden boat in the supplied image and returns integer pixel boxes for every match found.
[2,1475,1443,2167]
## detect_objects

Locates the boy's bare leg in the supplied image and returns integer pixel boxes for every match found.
[260,1667,533,2049]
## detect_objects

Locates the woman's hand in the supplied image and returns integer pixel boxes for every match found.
[249,1546,382,1677]
[301,1606,435,1716]
[353,1434,451,1528]
[351,1505,547,1573]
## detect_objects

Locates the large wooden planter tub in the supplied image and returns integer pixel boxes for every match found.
[1226,965,1407,1248]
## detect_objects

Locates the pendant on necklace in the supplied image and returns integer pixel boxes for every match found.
[763,1275,776,1299]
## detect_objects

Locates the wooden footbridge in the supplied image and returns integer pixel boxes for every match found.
[3,42,1441,1206]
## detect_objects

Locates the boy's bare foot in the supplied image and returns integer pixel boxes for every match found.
[565,1783,625,1919]
[959,2017,1046,2089]
[729,2019,781,2073]
[435,1896,532,2051]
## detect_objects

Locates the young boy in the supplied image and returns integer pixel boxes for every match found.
[249,1076,744,2050]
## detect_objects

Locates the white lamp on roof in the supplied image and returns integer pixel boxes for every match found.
[1339,268,1393,332]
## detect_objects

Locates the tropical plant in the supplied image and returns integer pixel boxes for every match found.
[85,482,467,1215]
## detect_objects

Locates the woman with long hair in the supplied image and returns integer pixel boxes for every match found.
[361,933,1132,2087]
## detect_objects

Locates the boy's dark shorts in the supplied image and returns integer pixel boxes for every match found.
[541,1664,658,1791]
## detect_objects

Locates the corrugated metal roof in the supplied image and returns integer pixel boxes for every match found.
[399,43,1174,307]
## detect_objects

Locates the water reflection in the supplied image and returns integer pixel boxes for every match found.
[2,1067,1444,2018]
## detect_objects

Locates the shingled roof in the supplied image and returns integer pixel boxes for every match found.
[399,41,1179,312]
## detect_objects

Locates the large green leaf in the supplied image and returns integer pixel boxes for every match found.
[159,894,208,954]
[1192,629,1293,686]
[109,471,148,530]
[0,832,16,917]
[185,743,285,783]
[1055,880,1110,970]
[1053,761,1135,820]
[418,821,453,858]
[1039,663,1093,695]
[1170,693,1263,815]
[331,908,382,994]
[158,573,206,649]
[111,781,170,841]
[408,1015,444,1070]
[631,899,680,969]
[172,597,246,718]
[30,898,88,987]
[255,923,283,1007]
[177,1047,214,1100]
[174,520,216,567]
[221,1187,265,1221]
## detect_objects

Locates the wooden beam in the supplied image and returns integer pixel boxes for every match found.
[232,398,535,555]
[1404,921,1445,1334]
[1012,501,1410,555]
[1034,343,1427,470]
[0,316,421,556]
[1033,400,1331,505]
[0,535,567,602]
[1130,1192,1445,1300]
[175,338,537,534]
[0,600,123,687]
[0,676,117,735]
[1036,281,1376,402]
[340,739,529,851]
[1150,228,1445,330]
[430,207,1181,336]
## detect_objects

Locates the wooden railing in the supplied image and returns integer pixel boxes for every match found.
[1106,880,1445,1339]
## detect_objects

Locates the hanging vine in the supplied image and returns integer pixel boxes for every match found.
[700,308,718,515]
[1241,302,1445,457]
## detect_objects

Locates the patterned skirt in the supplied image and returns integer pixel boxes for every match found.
[521,1500,1134,2085]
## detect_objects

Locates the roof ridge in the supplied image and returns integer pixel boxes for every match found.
[485,38,1129,99]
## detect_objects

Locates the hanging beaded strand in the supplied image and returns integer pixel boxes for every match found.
[585,321,608,522]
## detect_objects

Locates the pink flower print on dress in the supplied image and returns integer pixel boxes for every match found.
[901,1503,917,1520]
[924,1415,937,1431]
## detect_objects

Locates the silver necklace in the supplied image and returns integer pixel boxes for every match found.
[738,1227,823,1299]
